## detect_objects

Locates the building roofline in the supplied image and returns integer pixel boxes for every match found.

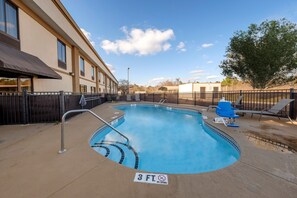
[52,0,118,83]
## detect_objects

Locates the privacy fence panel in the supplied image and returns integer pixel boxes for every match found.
[27,93,61,123]
[0,91,107,125]
[0,92,23,124]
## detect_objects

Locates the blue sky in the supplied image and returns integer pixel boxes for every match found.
[61,0,297,86]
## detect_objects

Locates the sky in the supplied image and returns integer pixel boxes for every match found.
[61,0,297,86]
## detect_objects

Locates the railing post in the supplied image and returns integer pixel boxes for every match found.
[289,88,295,119]
[194,91,196,106]
[153,93,155,102]
[211,91,214,105]
[22,89,28,124]
[177,92,179,104]
[59,91,65,119]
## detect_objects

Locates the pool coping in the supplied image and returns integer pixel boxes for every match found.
[89,103,241,174]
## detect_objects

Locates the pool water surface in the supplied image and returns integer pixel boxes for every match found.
[90,104,240,174]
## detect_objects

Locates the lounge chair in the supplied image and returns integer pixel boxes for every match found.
[233,95,244,108]
[235,99,295,123]
[135,94,140,102]
[126,94,132,102]
[207,95,243,111]
[215,101,240,127]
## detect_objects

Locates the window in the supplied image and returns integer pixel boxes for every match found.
[103,74,105,84]
[91,66,95,80]
[91,86,96,93]
[213,87,219,99]
[0,77,32,92]
[80,57,85,76]
[0,0,18,39]
[200,87,206,99]
[79,84,87,93]
[98,71,100,82]
[57,39,66,69]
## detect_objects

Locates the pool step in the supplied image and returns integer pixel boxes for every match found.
[94,141,139,169]
[93,142,125,164]
[91,145,110,157]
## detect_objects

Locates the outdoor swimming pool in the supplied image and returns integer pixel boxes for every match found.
[90,104,240,174]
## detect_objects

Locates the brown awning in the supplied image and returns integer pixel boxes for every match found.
[0,43,62,79]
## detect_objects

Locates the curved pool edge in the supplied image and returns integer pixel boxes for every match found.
[89,102,241,174]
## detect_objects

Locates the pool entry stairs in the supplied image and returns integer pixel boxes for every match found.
[91,141,139,169]
[60,109,139,169]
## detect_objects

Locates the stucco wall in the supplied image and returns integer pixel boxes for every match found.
[32,0,117,83]
[34,73,72,91]
[19,9,73,91]
[179,84,193,93]
[193,83,221,92]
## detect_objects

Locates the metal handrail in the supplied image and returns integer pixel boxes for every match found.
[58,109,129,154]
[159,99,167,104]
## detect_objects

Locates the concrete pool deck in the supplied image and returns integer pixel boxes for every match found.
[0,102,297,198]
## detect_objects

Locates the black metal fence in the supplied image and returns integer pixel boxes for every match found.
[0,90,107,125]
[1,89,296,125]
[135,89,296,119]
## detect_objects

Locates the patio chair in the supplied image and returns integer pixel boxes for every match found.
[215,101,240,127]
[207,95,243,111]
[235,99,295,123]
[135,94,140,102]
[126,94,132,102]
[233,95,244,108]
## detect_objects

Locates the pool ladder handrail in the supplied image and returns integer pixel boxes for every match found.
[59,109,129,154]
[159,98,167,104]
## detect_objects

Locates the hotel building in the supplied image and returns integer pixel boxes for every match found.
[0,0,118,93]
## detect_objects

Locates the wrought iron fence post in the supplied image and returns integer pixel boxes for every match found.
[153,93,154,102]
[289,88,295,119]
[194,91,196,105]
[177,92,179,104]
[22,89,28,124]
[59,91,65,119]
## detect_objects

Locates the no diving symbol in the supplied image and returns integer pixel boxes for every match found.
[158,175,166,182]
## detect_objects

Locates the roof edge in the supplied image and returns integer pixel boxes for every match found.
[52,0,118,83]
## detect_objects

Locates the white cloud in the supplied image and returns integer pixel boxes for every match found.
[148,77,166,83]
[81,28,95,47]
[101,27,174,56]
[176,42,186,52]
[207,60,213,64]
[190,70,205,75]
[201,43,214,48]
[147,77,173,86]
[182,77,200,82]
[206,75,219,79]
[106,63,116,74]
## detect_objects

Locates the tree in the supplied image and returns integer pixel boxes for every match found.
[158,86,168,92]
[221,77,239,86]
[220,18,297,89]
[118,79,129,95]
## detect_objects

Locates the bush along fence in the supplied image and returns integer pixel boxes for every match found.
[0,90,107,125]
[134,89,296,120]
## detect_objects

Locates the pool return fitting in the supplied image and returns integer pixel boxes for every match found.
[59,109,130,154]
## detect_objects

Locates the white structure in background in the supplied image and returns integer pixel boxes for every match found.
[179,82,221,93]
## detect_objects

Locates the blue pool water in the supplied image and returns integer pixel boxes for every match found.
[90,104,240,174]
